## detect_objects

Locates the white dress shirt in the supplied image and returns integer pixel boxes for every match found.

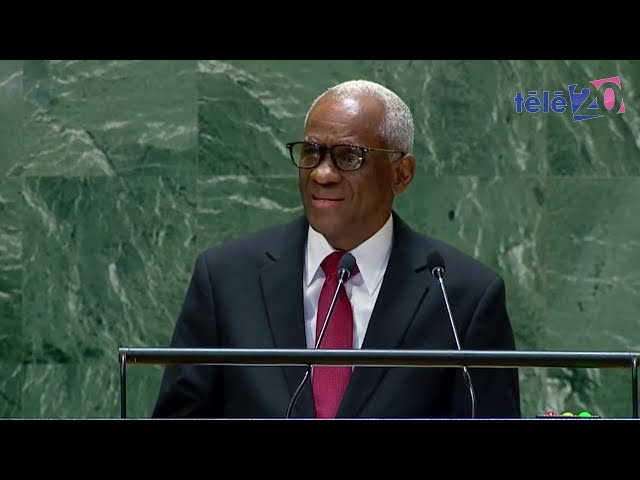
[303,214,394,349]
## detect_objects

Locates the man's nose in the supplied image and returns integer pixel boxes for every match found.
[310,151,341,183]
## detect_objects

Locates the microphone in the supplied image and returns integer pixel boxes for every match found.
[285,252,357,418]
[426,251,477,419]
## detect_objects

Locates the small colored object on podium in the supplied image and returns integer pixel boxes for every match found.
[535,409,600,418]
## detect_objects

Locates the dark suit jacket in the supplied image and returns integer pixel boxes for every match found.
[152,212,521,419]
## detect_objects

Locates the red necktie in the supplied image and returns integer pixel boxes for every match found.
[312,251,359,418]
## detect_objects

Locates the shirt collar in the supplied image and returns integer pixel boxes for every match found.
[304,214,394,296]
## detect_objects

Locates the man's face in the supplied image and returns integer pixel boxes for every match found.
[298,94,411,251]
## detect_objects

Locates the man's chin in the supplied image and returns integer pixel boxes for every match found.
[307,214,344,240]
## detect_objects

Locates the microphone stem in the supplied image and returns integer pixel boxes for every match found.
[285,272,347,419]
[315,273,347,348]
[436,275,462,350]
[435,271,476,419]
[463,368,476,419]
[285,369,310,419]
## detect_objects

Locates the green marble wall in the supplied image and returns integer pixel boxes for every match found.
[1,60,638,418]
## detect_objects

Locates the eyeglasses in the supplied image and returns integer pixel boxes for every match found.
[286,141,405,172]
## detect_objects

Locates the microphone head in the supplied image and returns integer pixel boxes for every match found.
[337,252,357,279]
[426,251,446,278]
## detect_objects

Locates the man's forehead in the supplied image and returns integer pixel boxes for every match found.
[336,96,362,115]
[320,92,378,111]
[307,94,382,125]
[304,94,384,146]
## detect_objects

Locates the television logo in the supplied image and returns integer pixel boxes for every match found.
[514,75,625,122]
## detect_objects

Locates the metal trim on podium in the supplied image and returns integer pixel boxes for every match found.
[117,348,640,419]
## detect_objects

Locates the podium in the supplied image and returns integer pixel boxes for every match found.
[117,347,640,419]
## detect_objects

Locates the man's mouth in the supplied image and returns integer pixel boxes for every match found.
[311,195,344,207]
[312,195,343,201]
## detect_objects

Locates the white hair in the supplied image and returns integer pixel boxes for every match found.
[304,79,414,154]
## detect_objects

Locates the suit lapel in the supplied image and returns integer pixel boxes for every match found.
[337,213,431,417]
[259,216,315,417]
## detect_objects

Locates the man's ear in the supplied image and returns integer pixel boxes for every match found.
[391,154,416,195]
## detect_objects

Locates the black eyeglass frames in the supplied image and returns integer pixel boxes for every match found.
[286,141,405,171]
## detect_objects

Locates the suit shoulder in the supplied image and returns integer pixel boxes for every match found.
[413,230,502,285]
[197,216,305,267]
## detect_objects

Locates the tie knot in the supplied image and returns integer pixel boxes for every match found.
[320,251,358,279]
